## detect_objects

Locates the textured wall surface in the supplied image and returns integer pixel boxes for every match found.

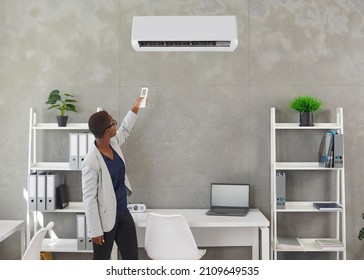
[0,0,364,260]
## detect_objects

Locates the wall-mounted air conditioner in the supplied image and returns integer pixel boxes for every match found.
[131,16,238,52]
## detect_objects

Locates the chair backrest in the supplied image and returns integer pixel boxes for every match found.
[22,221,54,260]
[144,213,205,260]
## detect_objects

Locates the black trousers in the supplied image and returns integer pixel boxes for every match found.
[93,210,139,260]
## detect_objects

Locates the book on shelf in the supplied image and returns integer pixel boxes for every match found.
[315,239,344,250]
[313,202,342,211]
[276,236,304,250]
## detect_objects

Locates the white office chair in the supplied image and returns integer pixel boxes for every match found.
[22,221,54,260]
[144,213,206,260]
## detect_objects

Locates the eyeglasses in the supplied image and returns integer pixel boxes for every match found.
[104,119,117,131]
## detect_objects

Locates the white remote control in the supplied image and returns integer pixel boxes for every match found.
[139,87,148,108]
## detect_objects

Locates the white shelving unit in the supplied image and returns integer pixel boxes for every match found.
[270,107,346,260]
[26,108,90,254]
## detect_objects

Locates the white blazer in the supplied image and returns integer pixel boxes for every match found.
[81,110,138,238]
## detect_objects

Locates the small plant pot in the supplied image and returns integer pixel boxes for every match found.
[56,116,68,127]
[299,112,314,126]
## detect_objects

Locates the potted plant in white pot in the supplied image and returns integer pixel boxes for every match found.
[289,95,322,126]
[45,89,78,127]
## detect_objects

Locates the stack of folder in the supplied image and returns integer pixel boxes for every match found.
[28,172,65,211]
[315,239,344,250]
[77,214,92,251]
[318,132,344,168]
[69,132,95,170]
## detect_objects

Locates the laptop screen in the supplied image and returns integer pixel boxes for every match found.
[211,184,249,208]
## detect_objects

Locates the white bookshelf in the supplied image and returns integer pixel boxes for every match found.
[26,108,90,254]
[270,107,346,260]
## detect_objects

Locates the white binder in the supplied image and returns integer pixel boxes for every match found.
[276,172,286,209]
[86,223,93,250]
[69,133,79,169]
[37,172,47,211]
[29,172,37,211]
[78,133,88,169]
[87,133,95,153]
[46,172,63,211]
[77,214,86,250]
[334,133,344,168]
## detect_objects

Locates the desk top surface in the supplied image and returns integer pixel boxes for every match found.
[0,220,25,242]
[131,208,269,227]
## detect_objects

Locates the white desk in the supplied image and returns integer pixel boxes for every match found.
[0,220,25,258]
[132,208,270,260]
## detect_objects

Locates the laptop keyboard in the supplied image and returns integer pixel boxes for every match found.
[207,208,249,216]
[216,208,245,213]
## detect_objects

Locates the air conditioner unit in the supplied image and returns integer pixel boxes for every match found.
[131,16,238,52]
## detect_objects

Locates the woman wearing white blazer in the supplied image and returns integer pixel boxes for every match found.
[82,97,143,260]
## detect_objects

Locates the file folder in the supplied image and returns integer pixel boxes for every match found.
[87,132,95,153]
[37,172,47,211]
[86,223,93,250]
[29,172,37,211]
[334,133,344,168]
[276,172,286,209]
[69,133,79,169]
[319,132,334,167]
[77,214,86,250]
[78,133,88,169]
[46,172,63,211]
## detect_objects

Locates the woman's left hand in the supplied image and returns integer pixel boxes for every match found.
[131,97,144,114]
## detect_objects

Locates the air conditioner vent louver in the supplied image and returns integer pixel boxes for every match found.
[138,41,231,48]
[131,16,238,52]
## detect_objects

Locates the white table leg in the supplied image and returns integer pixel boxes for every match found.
[260,226,269,260]
[251,228,259,260]
[21,226,25,257]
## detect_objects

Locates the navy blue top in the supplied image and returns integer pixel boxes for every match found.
[101,147,127,214]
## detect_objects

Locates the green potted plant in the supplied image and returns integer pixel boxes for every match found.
[289,95,322,126]
[45,89,78,127]
[359,213,364,241]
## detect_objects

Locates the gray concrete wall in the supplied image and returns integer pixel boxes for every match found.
[0,0,364,260]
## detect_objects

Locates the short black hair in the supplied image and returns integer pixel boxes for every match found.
[88,110,110,139]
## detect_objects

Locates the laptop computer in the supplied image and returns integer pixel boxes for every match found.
[206,183,250,216]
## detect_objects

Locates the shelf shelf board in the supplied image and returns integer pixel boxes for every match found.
[275,238,344,252]
[276,201,343,212]
[42,238,91,253]
[31,202,84,213]
[30,162,80,171]
[54,202,84,213]
[275,162,342,170]
[32,123,88,130]
[274,123,341,130]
